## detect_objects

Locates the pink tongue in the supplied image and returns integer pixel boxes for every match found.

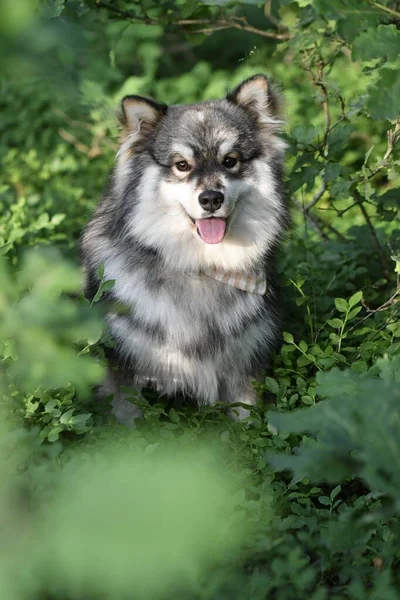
[195,218,227,244]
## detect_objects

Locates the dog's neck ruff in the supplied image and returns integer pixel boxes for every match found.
[202,267,267,295]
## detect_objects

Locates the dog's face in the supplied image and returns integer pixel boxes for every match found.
[115,75,287,271]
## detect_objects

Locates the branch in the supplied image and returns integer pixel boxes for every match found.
[96,2,291,40]
[384,118,400,160]
[363,119,400,181]
[314,62,331,154]
[293,197,346,241]
[354,190,390,278]
[58,128,117,158]
[294,198,329,240]
[58,128,93,156]
[303,181,327,212]
[368,0,400,18]
[264,0,280,27]
[361,285,399,313]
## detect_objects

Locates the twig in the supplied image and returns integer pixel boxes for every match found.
[365,119,400,180]
[175,19,292,40]
[321,218,347,241]
[293,197,327,239]
[314,62,331,153]
[354,190,389,278]
[58,128,92,155]
[304,181,327,212]
[96,1,291,39]
[53,108,92,130]
[293,197,346,241]
[361,284,400,313]
[303,208,329,240]
[58,128,107,158]
[368,0,400,18]
[264,0,280,27]
[194,26,232,35]
[384,119,400,160]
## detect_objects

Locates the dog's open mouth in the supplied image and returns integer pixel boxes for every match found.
[189,217,227,244]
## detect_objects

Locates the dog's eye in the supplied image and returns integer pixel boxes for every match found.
[175,160,191,172]
[223,156,238,169]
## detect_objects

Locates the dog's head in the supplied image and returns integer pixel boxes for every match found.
[115,75,288,271]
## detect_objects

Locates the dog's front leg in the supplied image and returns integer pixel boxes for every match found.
[220,377,258,422]
[100,369,143,427]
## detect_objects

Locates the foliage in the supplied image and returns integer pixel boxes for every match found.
[0,0,399,598]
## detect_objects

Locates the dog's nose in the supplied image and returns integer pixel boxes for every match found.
[198,190,224,213]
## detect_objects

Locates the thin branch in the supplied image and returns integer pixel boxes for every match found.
[264,0,280,27]
[58,128,92,155]
[194,26,232,35]
[304,181,327,212]
[369,0,400,18]
[299,203,329,240]
[58,128,113,159]
[172,18,292,40]
[354,190,389,278]
[96,2,146,22]
[363,119,400,181]
[361,284,400,313]
[53,108,92,130]
[96,1,291,39]
[320,218,347,241]
[384,119,400,160]
[314,62,331,153]
[293,197,346,241]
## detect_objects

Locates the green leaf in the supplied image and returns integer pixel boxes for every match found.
[348,306,362,320]
[283,332,294,344]
[291,124,318,146]
[97,263,105,279]
[367,68,400,120]
[335,298,349,313]
[51,213,65,226]
[69,413,91,428]
[302,395,314,405]
[299,340,308,353]
[289,164,323,194]
[318,496,331,506]
[47,426,63,442]
[324,163,342,182]
[60,408,75,424]
[264,377,280,396]
[352,25,400,63]
[327,319,344,329]
[297,355,313,367]
[40,0,66,19]
[349,291,363,308]
[329,178,352,200]
[45,399,57,413]
[330,485,341,501]
[93,279,116,303]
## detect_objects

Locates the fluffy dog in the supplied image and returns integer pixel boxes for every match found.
[81,74,289,425]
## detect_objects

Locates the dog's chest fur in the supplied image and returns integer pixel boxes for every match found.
[102,251,278,403]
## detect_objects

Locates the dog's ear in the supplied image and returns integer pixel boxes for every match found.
[227,75,282,127]
[119,95,167,141]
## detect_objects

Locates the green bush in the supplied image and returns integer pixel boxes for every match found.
[0,0,399,598]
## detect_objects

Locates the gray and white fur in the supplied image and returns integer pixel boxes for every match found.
[81,74,289,425]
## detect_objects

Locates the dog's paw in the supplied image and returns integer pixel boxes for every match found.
[111,395,143,428]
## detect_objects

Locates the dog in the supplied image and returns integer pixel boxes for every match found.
[81,74,289,425]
